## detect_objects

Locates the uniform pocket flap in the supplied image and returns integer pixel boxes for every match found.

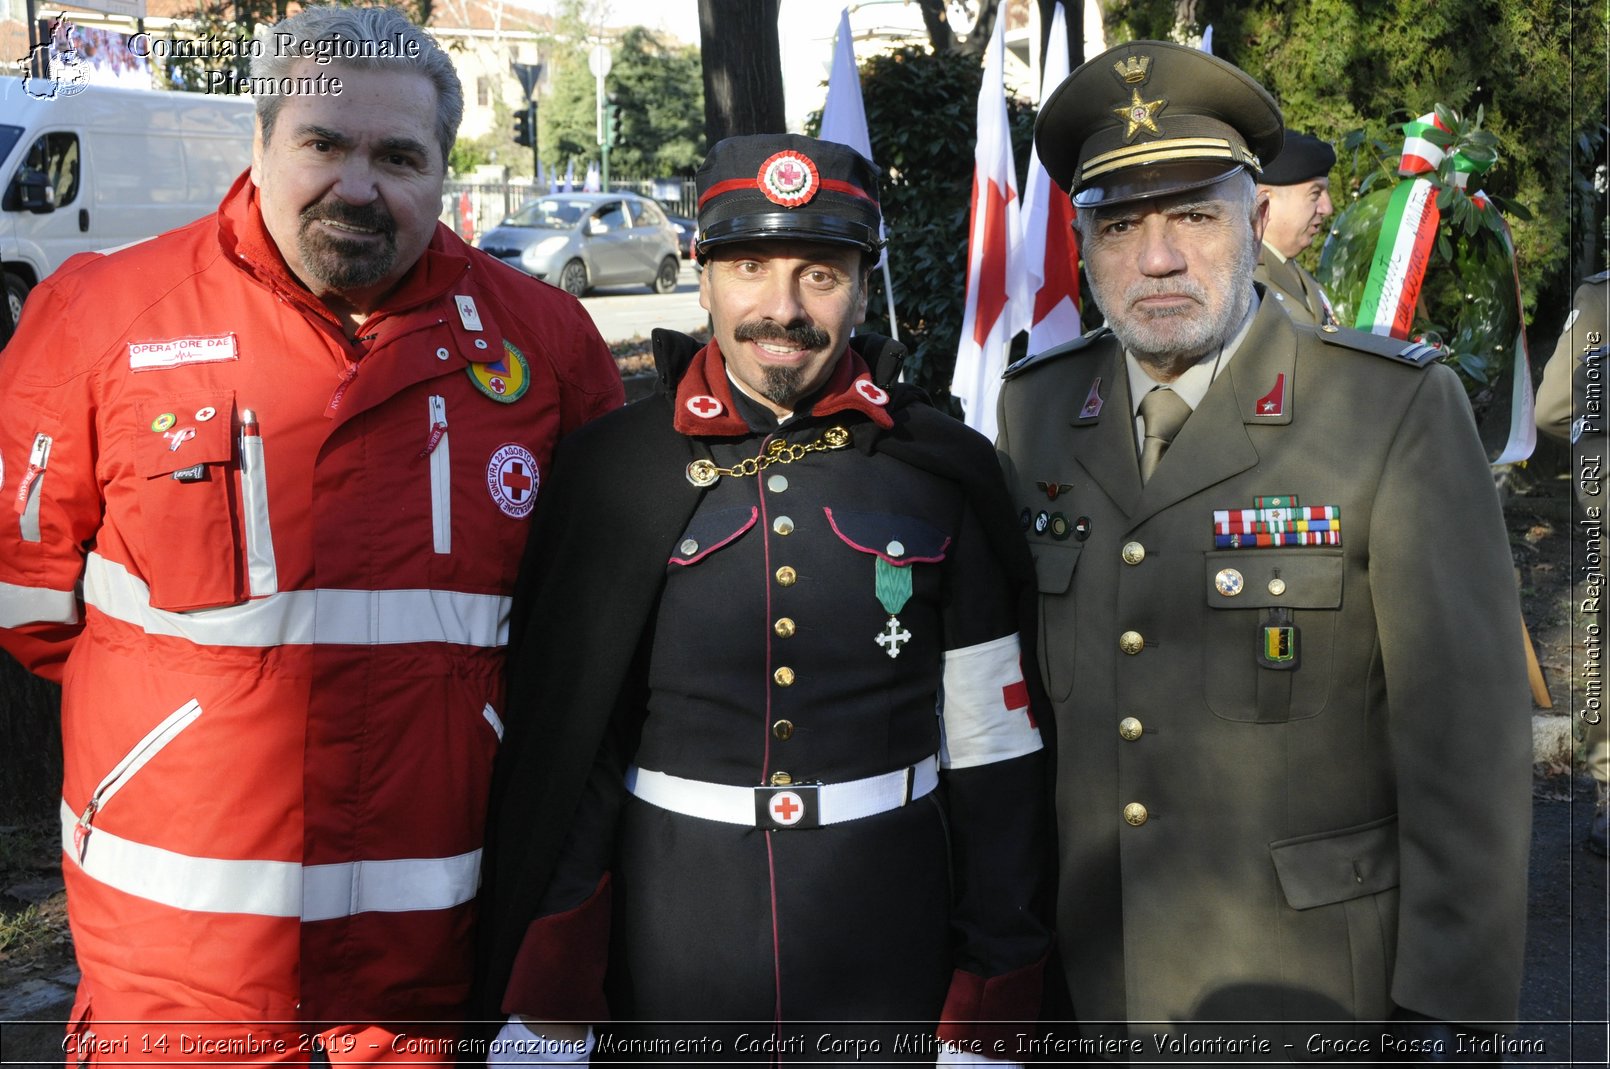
[1030,542,1081,595]
[1269,815,1399,910]
[134,394,235,478]
[1205,548,1343,609]
[824,507,949,563]
[669,506,757,565]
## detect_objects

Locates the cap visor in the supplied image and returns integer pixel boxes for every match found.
[1074,160,1250,209]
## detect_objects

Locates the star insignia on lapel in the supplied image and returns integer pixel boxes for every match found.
[1115,88,1166,140]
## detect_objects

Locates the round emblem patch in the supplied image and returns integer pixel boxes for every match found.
[768,790,806,827]
[467,340,531,403]
[758,150,819,208]
[853,379,889,406]
[486,443,539,518]
[1214,568,1245,596]
[151,412,177,433]
[685,395,725,419]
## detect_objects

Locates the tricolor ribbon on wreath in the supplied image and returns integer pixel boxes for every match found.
[1350,110,1535,466]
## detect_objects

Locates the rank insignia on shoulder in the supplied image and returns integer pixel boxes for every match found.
[467,340,530,403]
[1316,325,1443,367]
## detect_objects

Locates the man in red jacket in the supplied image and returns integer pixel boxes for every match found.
[0,6,621,1062]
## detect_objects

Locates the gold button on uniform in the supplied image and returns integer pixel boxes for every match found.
[1118,717,1143,741]
[767,474,789,493]
[776,566,797,586]
[1121,541,1146,565]
[679,538,699,556]
[774,666,795,686]
[770,771,793,786]
[774,617,796,638]
[1267,577,1287,596]
[1119,630,1145,655]
[773,516,794,535]
[1123,803,1149,826]
[772,719,794,741]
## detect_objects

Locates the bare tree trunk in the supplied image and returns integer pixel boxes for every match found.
[917,0,1004,56]
[1037,0,1084,70]
[697,0,784,144]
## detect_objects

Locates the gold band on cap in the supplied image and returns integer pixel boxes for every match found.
[1080,137,1263,182]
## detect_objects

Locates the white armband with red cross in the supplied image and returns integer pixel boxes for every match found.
[938,632,1042,769]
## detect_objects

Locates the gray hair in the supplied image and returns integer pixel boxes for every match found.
[251,6,463,165]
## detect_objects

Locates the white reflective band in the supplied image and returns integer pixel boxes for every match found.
[939,632,1044,770]
[61,801,482,920]
[61,800,300,916]
[625,757,939,827]
[482,702,505,741]
[0,580,80,627]
[302,850,481,922]
[83,553,509,648]
[239,433,279,596]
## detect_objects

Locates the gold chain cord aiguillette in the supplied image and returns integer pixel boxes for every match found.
[686,426,852,487]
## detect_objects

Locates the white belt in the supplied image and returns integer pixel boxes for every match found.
[625,756,939,830]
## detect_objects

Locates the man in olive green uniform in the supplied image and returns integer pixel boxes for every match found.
[1536,272,1608,855]
[1252,130,1337,327]
[998,41,1532,1059]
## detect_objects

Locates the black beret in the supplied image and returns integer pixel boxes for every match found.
[695,134,882,256]
[1035,40,1283,208]
[1258,131,1337,185]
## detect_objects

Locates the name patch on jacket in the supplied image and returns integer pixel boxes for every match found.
[128,335,239,371]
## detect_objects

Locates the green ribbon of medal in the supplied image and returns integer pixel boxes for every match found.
[873,558,913,659]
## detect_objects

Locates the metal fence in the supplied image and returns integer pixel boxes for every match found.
[439,176,699,244]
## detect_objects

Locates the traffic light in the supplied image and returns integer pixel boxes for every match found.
[513,110,532,148]
[604,103,622,148]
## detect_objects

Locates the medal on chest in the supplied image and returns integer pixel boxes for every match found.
[873,556,913,658]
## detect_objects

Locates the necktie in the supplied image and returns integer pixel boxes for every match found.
[1138,387,1192,482]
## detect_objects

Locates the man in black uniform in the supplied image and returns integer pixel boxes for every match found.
[477,134,1049,1065]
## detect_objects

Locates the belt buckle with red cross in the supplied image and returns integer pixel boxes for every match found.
[753,783,821,829]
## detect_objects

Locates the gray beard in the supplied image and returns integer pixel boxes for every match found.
[1094,231,1259,372]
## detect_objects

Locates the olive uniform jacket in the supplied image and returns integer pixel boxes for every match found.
[1254,243,1335,328]
[995,296,1532,1045]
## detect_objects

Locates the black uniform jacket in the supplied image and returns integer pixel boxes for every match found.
[475,330,1052,1038]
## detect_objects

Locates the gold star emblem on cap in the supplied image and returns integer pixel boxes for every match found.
[1114,87,1166,140]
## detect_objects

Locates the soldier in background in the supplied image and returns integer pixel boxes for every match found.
[1252,130,1338,327]
[1537,271,1608,855]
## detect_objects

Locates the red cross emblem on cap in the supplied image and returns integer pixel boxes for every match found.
[759,150,819,207]
[686,395,725,419]
[769,790,805,826]
[853,378,889,406]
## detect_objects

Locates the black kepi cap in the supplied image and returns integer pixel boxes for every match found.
[695,134,882,256]
[1035,40,1284,209]
[1258,131,1336,186]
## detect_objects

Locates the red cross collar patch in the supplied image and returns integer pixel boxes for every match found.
[758,150,819,208]
[671,341,896,436]
[685,395,725,420]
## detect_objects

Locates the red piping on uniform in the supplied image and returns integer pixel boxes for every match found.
[822,507,950,563]
[667,507,758,566]
[765,828,784,1064]
[696,177,878,210]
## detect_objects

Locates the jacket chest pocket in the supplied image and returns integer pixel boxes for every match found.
[131,393,262,612]
[1202,548,1342,722]
[1030,542,1081,703]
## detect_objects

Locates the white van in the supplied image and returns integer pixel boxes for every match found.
[0,78,255,324]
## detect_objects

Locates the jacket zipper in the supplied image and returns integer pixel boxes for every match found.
[238,409,279,596]
[14,433,51,543]
[425,395,451,554]
[74,698,203,861]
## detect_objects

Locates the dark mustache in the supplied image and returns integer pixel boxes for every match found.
[732,320,831,349]
[301,200,396,237]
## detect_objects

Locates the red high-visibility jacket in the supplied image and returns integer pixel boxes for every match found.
[0,172,622,1043]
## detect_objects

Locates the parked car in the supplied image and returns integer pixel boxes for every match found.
[477,191,681,297]
[666,213,697,259]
